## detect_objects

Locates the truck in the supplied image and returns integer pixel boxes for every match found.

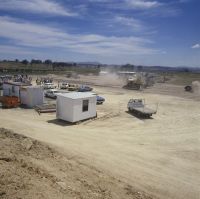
[60,82,69,89]
[127,99,157,118]
[43,82,56,89]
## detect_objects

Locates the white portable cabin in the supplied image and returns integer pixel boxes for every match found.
[20,86,44,108]
[56,92,96,123]
[3,82,31,97]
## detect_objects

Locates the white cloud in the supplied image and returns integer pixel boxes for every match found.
[0,0,77,16]
[88,0,161,9]
[0,16,159,56]
[114,16,144,31]
[191,44,200,49]
[125,0,161,9]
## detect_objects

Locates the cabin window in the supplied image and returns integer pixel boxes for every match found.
[82,100,89,112]
[12,86,15,93]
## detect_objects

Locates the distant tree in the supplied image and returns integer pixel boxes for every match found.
[121,64,135,71]
[44,59,52,65]
[15,59,19,63]
[183,68,190,73]
[31,59,42,64]
[21,59,29,65]
[137,65,143,72]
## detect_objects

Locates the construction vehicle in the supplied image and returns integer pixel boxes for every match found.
[123,74,144,90]
[123,72,156,90]
[0,96,20,108]
[127,99,157,118]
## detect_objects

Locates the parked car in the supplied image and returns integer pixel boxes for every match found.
[78,85,93,92]
[68,84,79,91]
[45,89,61,99]
[60,82,69,89]
[96,95,105,104]
[43,83,56,89]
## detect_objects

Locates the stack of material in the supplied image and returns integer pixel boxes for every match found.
[34,104,56,114]
[0,96,20,108]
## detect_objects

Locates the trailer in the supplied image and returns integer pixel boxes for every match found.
[127,99,157,118]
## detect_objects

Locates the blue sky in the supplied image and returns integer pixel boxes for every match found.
[0,0,199,67]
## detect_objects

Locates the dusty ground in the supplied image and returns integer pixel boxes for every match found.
[0,128,153,199]
[0,75,200,199]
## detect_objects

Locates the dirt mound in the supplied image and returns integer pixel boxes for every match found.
[0,128,154,199]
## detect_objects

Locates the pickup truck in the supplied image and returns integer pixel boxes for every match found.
[127,99,157,118]
[43,83,56,89]
[60,82,69,89]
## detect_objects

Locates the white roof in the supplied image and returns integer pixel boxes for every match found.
[44,83,54,85]
[57,92,95,99]
[21,85,42,89]
[117,71,136,74]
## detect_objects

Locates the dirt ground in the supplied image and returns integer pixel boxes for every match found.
[0,75,200,199]
[0,128,153,199]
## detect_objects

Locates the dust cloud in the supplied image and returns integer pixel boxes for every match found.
[98,71,126,87]
[192,81,200,94]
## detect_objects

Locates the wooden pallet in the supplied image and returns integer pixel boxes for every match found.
[34,104,56,114]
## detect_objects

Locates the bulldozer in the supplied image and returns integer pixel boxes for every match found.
[123,74,144,90]
[123,72,155,90]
